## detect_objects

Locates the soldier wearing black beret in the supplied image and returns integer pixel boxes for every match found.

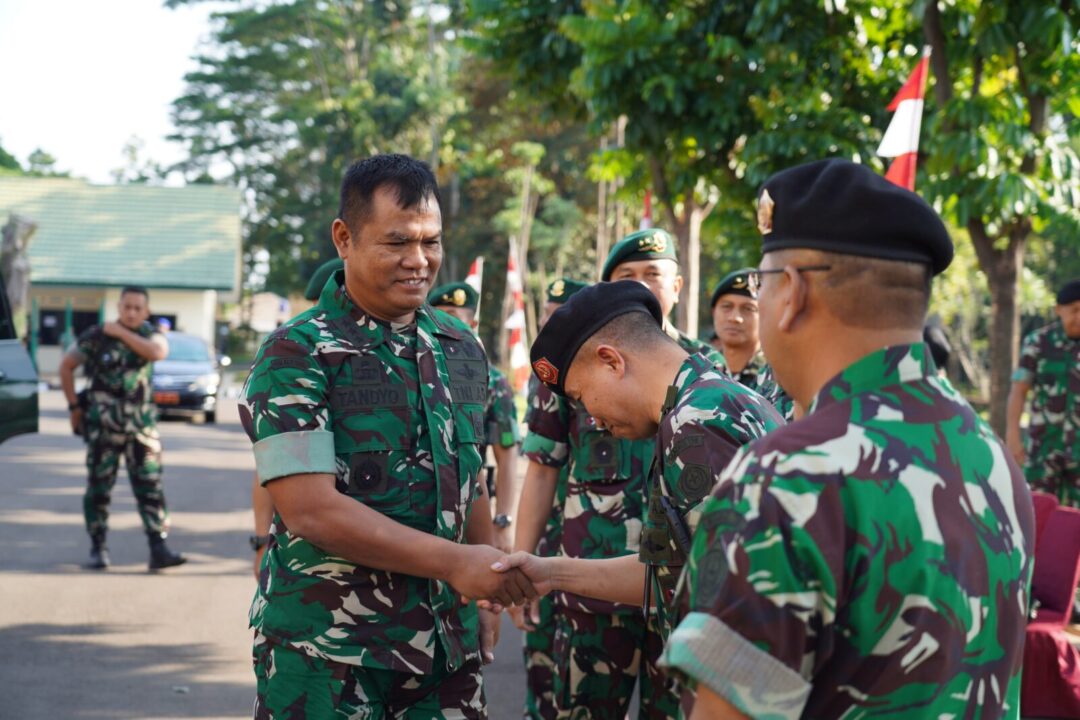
[602,228,727,369]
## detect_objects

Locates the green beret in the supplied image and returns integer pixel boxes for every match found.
[546,278,589,304]
[710,268,757,307]
[757,159,953,275]
[530,281,662,396]
[304,258,344,300]
[428,281,479,311]
[600,228,678,281]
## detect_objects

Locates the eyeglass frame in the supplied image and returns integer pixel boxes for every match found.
[747,264,832,295]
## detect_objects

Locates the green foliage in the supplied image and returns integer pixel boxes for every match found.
[0,139,21,173]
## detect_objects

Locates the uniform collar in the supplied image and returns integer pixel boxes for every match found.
[810,343,933,414]
[670,351,715,408]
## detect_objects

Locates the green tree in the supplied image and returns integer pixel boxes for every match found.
[0,139,21,174]
[25,149,68,178]
[920,0,1080,433]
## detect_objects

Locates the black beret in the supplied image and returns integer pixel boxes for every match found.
[530,281,663,396]
[546,278,589,304]
[1057,279,1080,306]
[710,267,757,307]
[601,228,678,281]
[304,258,344,300]
[757,158,954,275]
[428,281,479,311]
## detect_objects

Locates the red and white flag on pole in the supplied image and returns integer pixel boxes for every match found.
[640,190,653,230]
[877,49,931,191]
[504,251,529,391]
[464,256,484,320]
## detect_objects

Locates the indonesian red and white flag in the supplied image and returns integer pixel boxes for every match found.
[640,190,653,230]
[504,252,529,391]
[464,256,484,319]
[877,49,931,191]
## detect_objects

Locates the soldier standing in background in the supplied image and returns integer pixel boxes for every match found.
[708,268,793,418]
[662,159,1032,718]
[240,154,534,718]
[428,280,522,553]
[1007,278,1080,505]
[59,285,186,571]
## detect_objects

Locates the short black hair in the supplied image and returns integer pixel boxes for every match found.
[120,285,149,300]
[337,154,442,231]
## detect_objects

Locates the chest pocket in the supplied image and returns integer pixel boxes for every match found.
[329,355,414,509]
[570,405,630,483]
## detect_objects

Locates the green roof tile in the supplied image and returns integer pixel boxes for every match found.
[0,177,241,291]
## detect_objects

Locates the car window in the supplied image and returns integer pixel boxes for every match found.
[165,335,212,362]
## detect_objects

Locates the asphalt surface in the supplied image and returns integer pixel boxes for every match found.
[0,388,527,719]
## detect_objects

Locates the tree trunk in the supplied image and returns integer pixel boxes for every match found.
[968,220,1025,436]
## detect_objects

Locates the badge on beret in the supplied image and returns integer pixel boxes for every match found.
[550,279,565,298]
[533,357,559,386]
[638,234,667,253]
[452,288,466,306]
[757,189,774,236]
[732,275,747,289]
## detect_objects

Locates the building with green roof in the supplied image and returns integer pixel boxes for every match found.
[0,176,241,376]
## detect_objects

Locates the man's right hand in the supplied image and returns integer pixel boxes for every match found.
[507,599,542,632]
[448,544,538,607]
[492,552,555,597]
[69,407,83,435]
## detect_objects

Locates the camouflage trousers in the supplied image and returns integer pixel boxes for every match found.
[83,422,168,540]
[253,633,486,719]
[523,594,558,719]
[1026,446,1080,506]
[551,607,680,720]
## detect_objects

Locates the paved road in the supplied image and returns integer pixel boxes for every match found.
[0,389,527,719]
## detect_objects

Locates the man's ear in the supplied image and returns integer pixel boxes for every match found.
[777,265,809,333]
[330,218,352,257]
[594,344,626,379]
[672,274,684,299]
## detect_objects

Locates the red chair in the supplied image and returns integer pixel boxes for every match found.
[1022,507,1080,718]
[1033,491,1060,555]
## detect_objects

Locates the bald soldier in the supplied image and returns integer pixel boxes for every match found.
[428,281,522,552]
[661,159,1033,718]
[708,268,794,419]
[602,228,727,370]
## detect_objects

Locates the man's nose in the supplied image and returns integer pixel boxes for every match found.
[400,242,428,269]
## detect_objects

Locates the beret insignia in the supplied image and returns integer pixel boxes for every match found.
[757,189,774,236]
[638,235,667,253]
[533,358,559,385]
[550,279,565,298]
[452,288,466,306]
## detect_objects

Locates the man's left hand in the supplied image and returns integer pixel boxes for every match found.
[479,607,500,664]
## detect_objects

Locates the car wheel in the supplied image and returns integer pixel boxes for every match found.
[204,410,216,424]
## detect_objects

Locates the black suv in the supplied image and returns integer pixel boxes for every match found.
[0,273,38,444]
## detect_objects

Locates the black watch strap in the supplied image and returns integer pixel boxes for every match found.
[249,534,271,551]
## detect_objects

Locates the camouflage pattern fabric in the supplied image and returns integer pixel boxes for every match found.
[523,383,679,717]
[485,366,520,450]
[662,344,1034,719]
[666,322,726,371]
[1013,321,1080,504]
[522,377,567,720]
[76,323,169,539]
[722,347,795,420]
[240,272,488,676]
[253,631,486,719]
[641,352,784,634]
[551,608,679,720]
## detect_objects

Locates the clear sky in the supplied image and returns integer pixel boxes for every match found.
[0,1,222,184]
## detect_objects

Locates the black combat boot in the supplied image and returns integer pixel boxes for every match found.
[88,536,110,570]
[148,537,187,571]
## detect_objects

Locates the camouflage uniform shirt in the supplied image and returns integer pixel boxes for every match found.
[1012,321,1080,474]
[667,321,727,371]
[485,365,520,451]
[722,346,795,420]
[641,352,784,629]
[524,375,568,557]
[240,275,488,675]
[662,344,1034,718]
[76,322,159,430]
[522,383,653,614]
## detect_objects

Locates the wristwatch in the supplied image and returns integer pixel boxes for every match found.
[249,534,271,551]
[492,514,512,529]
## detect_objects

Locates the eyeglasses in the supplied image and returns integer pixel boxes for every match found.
[747,265,832,295]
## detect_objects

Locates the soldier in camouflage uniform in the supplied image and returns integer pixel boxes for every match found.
[59,285,186,571]
[602,228,727,370]
[512,278,586,720]
[661,159,1033,718]
[428,280,522,553]
[1007,278,1080,505]
[708,268,794,419]
[240,155,534,719]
